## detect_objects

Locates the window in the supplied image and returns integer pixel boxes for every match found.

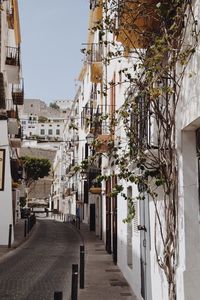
[22,121,26,125]
[56,129,60,135]
[48,129,53,135]
[40,129,45,135]
[129,94,149,157]
[85,143,88,159]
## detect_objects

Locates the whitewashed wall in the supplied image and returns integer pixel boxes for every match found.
[0,121,14,245]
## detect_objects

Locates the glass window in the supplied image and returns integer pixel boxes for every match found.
[48,129,53,135]
[56,129,60,135]
[40,129,45,135]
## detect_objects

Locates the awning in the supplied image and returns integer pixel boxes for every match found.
[90,62,103,83]
[13,0,21,45]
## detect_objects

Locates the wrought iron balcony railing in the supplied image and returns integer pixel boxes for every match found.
[12,78,24,105]
[5,46,20,67]
[87,43,103,63]
[0,72,5,109]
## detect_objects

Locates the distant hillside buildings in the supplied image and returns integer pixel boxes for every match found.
[19,99,72,142]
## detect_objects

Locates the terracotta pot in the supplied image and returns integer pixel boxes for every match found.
[89,187,102,194]
[7,110,17,118]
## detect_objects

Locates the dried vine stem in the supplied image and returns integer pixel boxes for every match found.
[84,1,199,299]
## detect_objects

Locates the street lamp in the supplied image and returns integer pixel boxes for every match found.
[86,133,94,146]
[80,169,88,180]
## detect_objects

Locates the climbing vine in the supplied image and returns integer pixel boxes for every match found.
[81,1,199,299]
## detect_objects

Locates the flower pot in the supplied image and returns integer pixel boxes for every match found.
[89,187,102,194]
[7,109,17,118]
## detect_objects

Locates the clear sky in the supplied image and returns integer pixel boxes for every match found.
[18,0,89,103]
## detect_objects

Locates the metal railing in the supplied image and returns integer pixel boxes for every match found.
[6,46,20,66]
[86,43,103,63]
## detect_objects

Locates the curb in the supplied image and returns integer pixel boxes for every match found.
[0,220,40,263]
[67,222,85,245]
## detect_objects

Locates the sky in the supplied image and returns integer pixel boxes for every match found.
[18,0,89,104]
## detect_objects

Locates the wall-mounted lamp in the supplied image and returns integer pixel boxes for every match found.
[80,170,88,180]
[86,133,94,146]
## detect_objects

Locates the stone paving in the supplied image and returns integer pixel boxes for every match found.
[0,219,28,259]
[0,219,80,300]
[78,223,138,300]
[0,217,138,300]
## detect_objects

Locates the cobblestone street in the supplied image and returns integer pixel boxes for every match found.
[0,220,81,300]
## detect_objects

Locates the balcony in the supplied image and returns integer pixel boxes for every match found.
[92,105,115,136]
[8,118,19,135]
[7,109,17,118]
[12,78,24,105]
[5,46,20,83]
[89,51,103,83]
[0,72,6,109]
[89,169,102,193]
[7,8,14,29]
[91,107,102,135]
[87,44,103,83]
[90,0,103,23]
[95,134,113,153]
[82,104,92,129]
[87,43,103,63]
[6,47,20,66]
[115,0,159,49]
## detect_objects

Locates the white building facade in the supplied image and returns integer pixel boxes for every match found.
[0,0,24,245]
[51,1,200,299]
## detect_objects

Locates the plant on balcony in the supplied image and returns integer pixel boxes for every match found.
[89,1,199,299]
